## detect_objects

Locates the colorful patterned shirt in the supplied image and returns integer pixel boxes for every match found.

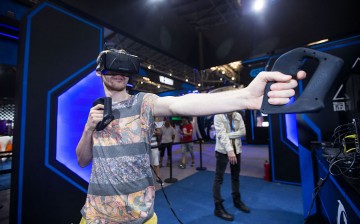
[81,92,159,224]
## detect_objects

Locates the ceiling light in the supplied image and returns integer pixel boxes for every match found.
[157,85,160,88]
[221,70,225,75]
[253,0,265,12]
[229,61,242,69]
[210,67,217,71]
[198,83,201,87]
[185,78,188,82]
[231,77,235,80]
[220,77,223,81]
[169,73,172,76]
[147,65,152,69]
[307,39,329,46]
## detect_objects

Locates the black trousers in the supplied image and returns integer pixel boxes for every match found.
[213,151,241,203]
[159,142,172,158]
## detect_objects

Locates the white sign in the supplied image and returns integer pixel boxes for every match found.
[159,75,174,86]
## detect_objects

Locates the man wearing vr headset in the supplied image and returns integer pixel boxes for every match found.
[76,49,306,224]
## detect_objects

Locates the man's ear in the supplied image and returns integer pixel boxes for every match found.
[96,71,102,77]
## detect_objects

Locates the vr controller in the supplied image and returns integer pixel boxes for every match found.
[96,50,140,76]
[93,97,114,131]
[260,47,344,114]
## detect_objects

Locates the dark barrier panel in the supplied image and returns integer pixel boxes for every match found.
[11,2,102,223]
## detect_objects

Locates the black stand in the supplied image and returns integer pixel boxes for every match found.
[196,139,207,171]
[164,148,178,183]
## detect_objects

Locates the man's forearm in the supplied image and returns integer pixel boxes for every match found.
[154,89,248,117]
[76,128,94,167]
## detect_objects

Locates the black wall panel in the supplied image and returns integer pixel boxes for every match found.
[11,2,102,223]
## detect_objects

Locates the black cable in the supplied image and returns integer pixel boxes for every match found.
[304,144,342,223]
[150,165,184,224]
[304,172,330,223]
[306,122,360,223]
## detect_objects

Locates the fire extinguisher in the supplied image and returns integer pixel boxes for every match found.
[264,160,271,181]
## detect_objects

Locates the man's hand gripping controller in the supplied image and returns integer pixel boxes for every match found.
[260,47,344,114]
[93,97,114,131]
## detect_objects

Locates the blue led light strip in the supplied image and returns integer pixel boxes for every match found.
[17,3,45,222]
[249,111,255,141]
[0,23,20,31]
[0,31,19,40]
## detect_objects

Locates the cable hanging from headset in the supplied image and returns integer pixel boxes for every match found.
[150,165,184,224]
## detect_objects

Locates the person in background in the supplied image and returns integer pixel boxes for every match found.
[213,111,249,221]
[159,120,175,167]
[150,119,163,183]
[178,117,194,169]
[76,48,306,224]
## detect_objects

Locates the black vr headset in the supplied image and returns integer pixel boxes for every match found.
[96,49,140,76]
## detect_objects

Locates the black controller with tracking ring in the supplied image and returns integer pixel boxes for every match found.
[260,47,344,114]
[93,97,114,131]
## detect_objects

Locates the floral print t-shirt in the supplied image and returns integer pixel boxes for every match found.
[81,92,159,224]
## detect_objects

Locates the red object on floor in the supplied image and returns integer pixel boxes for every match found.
[264,160,271,181]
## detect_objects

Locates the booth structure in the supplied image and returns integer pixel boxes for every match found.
[242,35,360,222]
[12,2,102,223]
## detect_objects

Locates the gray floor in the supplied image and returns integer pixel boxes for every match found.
[0,143,269,224]
[155,143,269,190]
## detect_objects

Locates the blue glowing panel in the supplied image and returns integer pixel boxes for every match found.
[56,71,104,182]
[283,97,299,147]
[285,113,298,147]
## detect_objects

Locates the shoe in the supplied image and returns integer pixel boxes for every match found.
[178,163,186,169]
[214,202,234,221]
[234,200,250,213]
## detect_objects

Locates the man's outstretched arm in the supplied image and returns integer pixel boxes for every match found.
[153,71,306,117]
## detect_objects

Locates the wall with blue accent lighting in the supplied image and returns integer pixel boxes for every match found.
[12,2,103,223]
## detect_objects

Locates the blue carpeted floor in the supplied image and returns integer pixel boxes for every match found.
[155,170,304,224]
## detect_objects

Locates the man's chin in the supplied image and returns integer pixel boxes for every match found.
[104,84,127,92]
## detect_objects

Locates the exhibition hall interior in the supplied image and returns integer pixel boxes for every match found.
[1,0,360,223]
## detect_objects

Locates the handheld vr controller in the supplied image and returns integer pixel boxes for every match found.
[96,49,140,76]
[260,47,344,114]
[93,97,114,131]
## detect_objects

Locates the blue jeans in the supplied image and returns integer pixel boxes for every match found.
[181,142,194,160]
[213,151,241,203]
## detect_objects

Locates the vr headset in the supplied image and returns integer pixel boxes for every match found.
[96,49,140,76]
